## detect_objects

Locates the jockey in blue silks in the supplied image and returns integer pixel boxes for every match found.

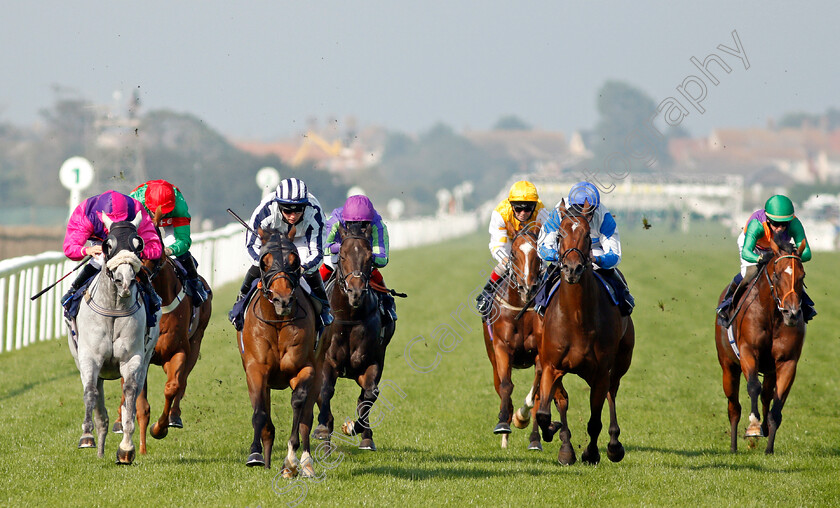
[535,181,634,316]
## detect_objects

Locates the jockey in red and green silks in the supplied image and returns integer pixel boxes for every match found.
[717,194,815,325]
[130,180,208,306]
[319,194,397,323]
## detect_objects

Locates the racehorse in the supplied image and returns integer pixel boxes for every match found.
[314,222,393,451]
[714,234,807,454]
[238,226,323,476]
[67,212,159,464]
[482,221,546,450]
[112,210,212,453]
[534,200,635,465]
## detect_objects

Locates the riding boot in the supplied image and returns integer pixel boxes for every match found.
[176,252,208,306]
[802,289,817,322]
[229,265,261,330]
[717,266,757,327]
[61,262,99,307]
[475,278,497,318]
[380,292,398,322]
[612,269,635,316]
[236,265,261,302]
[304,272,334,327]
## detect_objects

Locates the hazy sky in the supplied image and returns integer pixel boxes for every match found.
[1,1,837,140]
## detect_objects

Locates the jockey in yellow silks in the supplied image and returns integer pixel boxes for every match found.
[475,181,549,318]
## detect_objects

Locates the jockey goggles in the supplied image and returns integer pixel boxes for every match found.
[511,202,536,213]
[280,203,306,214]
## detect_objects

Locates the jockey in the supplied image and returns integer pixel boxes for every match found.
[130,179,208,306]
[716,194,815,326]
[536,181,634,316]
[61,190,163,310]
[319,194,397,324]
[231,177,333,327]
[475,180,549,318]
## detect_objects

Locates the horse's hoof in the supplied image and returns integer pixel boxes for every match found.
[528,440,543,451]
[112,422,123,434]
[493,422,512,434]
[607,442,625,463]
[581,447,600,465]
[168,415,183,428]
[300,462,317,478]
[116,447,135,465]
[359,438,377,451]
[745,427,763,438]
[246,453,265,467]
[281,467,298,478]
[78,436,95,448]
[558,445,576,466]
[341,420,357,436]
[313,425,331,440]
[150,422,169,440]
[512,411,530,429]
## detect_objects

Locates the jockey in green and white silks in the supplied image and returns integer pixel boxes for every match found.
[716,194,815,326]
[230,177,333,328]
[130,180,208,306]
[536,181,634,316]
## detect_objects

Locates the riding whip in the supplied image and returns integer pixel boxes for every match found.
[30,254,93,301]
[227,208,257,236]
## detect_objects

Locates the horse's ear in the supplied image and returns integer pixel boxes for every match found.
[287,225,296,240]
[504,221,517,239]
[557,199,567,217]
[768,233,781,255]
[581,199,595,217]
[339,222,348,237]
[100,212,114,231]
[363,223,372,239]
[797,239,808,257]
[153,206,164,226]
[258,228,270,243]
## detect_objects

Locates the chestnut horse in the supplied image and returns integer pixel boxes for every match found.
[535,200,635,465]
[239,227,323,476]
[714,235,807,454]
[113,213,212,455]
[314,223,393,451]
[482,221,546,450]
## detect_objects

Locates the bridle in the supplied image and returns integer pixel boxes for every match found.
[764,254,803,312]
[335,231,372,295]
[505,227,542,295]
[258,236,301,304]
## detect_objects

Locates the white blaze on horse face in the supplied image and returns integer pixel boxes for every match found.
[784,266,793,276]
[518,242,534,281]
[571,221,579,232]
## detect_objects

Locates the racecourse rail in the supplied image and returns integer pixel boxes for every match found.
[0,213,480,354]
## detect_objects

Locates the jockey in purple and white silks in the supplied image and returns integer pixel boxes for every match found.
[536,181,634,316]
[231,177,333,327]
[61,190,163,310]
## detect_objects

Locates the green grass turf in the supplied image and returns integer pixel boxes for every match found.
[1,220,839,507]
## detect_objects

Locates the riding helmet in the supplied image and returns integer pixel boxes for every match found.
[764,195,795,222]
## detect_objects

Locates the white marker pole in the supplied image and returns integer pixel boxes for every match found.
[59,157,94,217]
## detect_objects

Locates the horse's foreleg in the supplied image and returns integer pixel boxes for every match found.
[78,361,100,450]
[581,374,609,465]
[493,343,514,436]
[765,360,798,455]
[535,363,561,443]
[136,380,150,454]
[292,365,319,478]
[117,356,142,465]
[113,379,126,434]
[526,362,542,451]
[760,372,775,439]
[245,367,270,468]
[285,366,315,477]
[353,365,381,451]
[314,364,337,441]
[171,325,206,425]
[152,351,186,439]
[742,355,763,438]
[93,378,108,459]
[606,328,634,463]
[555,380,574,465]
[721,362,742,452]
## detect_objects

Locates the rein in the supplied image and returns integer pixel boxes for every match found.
[83,275,142,318]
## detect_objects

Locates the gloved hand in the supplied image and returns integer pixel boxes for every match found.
[329,243,340,254]
[164,247,173,256]
[593,255,605,266]
[759,250,774,264]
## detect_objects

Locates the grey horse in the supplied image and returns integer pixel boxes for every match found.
[66,212,160,464]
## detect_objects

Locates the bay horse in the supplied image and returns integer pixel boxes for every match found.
[239,226,323,476]
[535,200,635,465]
[68,212,159,464]
[314,222,393,451]
[714,234,807,454]
[112,210,212,454]
[482,221,546,450]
